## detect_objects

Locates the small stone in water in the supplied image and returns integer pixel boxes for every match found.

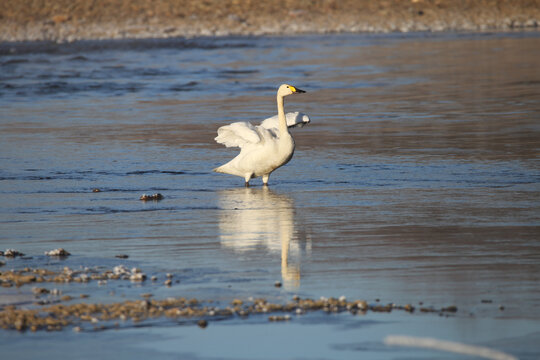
[268,315,291,322]
[3,249,24,257]
[403,304,415,313]
[197,319,208,328]
[274,281,282,288]
[139,300,151,310]
[441,305,458,313]
[140,193,164,201]
[50,288,61,296]
[356,301,368,310]
[113,265,129,275]
[130,273,146,282]
[44,248,70,257]
[115,254,129,259]
[32,287,50,295]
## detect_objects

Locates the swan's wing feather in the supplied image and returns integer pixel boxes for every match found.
[259,114,279,129]
[215,122,262,148]
[258,126,279,139]
[290,112,311,128]
[260,112,311,129]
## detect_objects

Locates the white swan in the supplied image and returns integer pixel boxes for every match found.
[213,84,306,186]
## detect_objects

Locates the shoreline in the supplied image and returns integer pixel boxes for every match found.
[1,0,539,43]
[0,252,478,333]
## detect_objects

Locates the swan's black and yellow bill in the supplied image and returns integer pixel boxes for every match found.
[289,86,306,93]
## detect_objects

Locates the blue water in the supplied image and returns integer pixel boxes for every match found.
[1,32,540,359]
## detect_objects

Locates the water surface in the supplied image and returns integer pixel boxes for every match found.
[1,32,539,359]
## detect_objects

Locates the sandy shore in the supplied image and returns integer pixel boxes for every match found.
[1,0,539,43]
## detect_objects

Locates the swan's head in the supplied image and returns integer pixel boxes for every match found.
[278,84,306,97]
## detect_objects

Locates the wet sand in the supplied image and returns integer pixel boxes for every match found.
[1,0,540,42]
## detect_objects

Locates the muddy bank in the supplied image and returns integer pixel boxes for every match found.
[1,0,539,42]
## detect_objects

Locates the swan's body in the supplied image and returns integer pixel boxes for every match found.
[214,84,306,186]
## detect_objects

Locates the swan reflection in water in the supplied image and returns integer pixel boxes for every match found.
[218,187,309,289]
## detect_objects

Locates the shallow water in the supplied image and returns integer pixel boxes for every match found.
[1,32,540,359]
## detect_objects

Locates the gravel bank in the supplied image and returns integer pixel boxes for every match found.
[1,1,539,43]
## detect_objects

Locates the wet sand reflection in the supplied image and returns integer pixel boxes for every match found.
[218,187,305,289]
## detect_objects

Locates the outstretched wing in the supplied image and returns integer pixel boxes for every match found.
[260,112,311,129]
[215,122,262,148]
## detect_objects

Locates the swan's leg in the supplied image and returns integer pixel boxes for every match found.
[244,173,252,187]
[262,174,270,186]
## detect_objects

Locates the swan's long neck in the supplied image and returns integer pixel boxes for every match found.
[277,95,288,135]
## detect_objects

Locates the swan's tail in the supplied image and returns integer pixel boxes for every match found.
[213,164,231,174]
[213,163,244,178]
